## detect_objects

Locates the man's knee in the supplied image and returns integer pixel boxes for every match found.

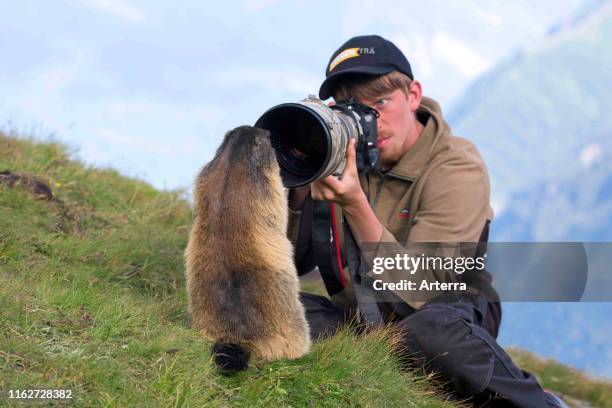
[397,304,496,395]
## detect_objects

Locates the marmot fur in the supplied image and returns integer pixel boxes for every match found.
[184,125,310,371]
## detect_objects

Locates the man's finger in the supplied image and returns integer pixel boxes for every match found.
[321,174,342,192]
[311,181,337,201]
[341,138,358,179]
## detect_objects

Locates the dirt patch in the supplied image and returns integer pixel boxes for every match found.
[0,170,55,201]
[1,170,114,236]
[1,170,71,231]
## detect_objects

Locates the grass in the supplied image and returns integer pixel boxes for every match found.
[508,348,612,408]
[0,132,458,407]
[0,131,610,407]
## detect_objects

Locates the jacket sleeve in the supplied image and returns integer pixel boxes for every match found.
[364,156,493,309]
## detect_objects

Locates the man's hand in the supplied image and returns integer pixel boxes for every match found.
[311,139,365,210]
[311,138,384,244]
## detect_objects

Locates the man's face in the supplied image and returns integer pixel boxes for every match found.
[358,84,422,170]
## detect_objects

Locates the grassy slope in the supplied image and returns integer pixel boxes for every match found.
[508,348,611,408]
[1,133,610,407]
[0,133,456,407]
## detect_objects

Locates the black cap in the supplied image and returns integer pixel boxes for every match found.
[319,35,413,100]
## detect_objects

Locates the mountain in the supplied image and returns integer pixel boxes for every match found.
[448,0,612,221]
[446,0,612,378]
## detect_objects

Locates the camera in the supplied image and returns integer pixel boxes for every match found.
[255,97,380,188]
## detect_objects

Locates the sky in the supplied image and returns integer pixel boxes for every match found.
[1,0,587,192]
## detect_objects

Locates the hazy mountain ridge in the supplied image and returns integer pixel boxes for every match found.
[499,302,612,380]
[448,0,612,213]
[546,0,611,37]
[446,1,612,378]
[492,159,612,241]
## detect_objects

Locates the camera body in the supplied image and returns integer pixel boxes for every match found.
[331,98,380,175]
[255,97,380,188]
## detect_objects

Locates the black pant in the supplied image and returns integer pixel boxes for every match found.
[299,293,561,408]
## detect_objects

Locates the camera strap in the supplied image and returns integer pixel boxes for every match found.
[312,201,347,296]
[343,218,384,326]
[311,193,383,325]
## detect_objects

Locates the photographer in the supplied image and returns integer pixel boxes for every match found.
[287,35,567,407]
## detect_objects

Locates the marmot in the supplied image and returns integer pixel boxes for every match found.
[184,125,310,371]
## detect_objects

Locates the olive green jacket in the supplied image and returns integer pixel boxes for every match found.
[289,96,494,311]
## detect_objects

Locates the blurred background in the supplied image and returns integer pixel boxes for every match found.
[2,0,611,378]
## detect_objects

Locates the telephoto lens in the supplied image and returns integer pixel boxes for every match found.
[255,97,379,188]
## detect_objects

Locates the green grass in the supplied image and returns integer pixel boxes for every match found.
[1,132,610,407]
[0,132,459,407]
[508,348,612,408]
